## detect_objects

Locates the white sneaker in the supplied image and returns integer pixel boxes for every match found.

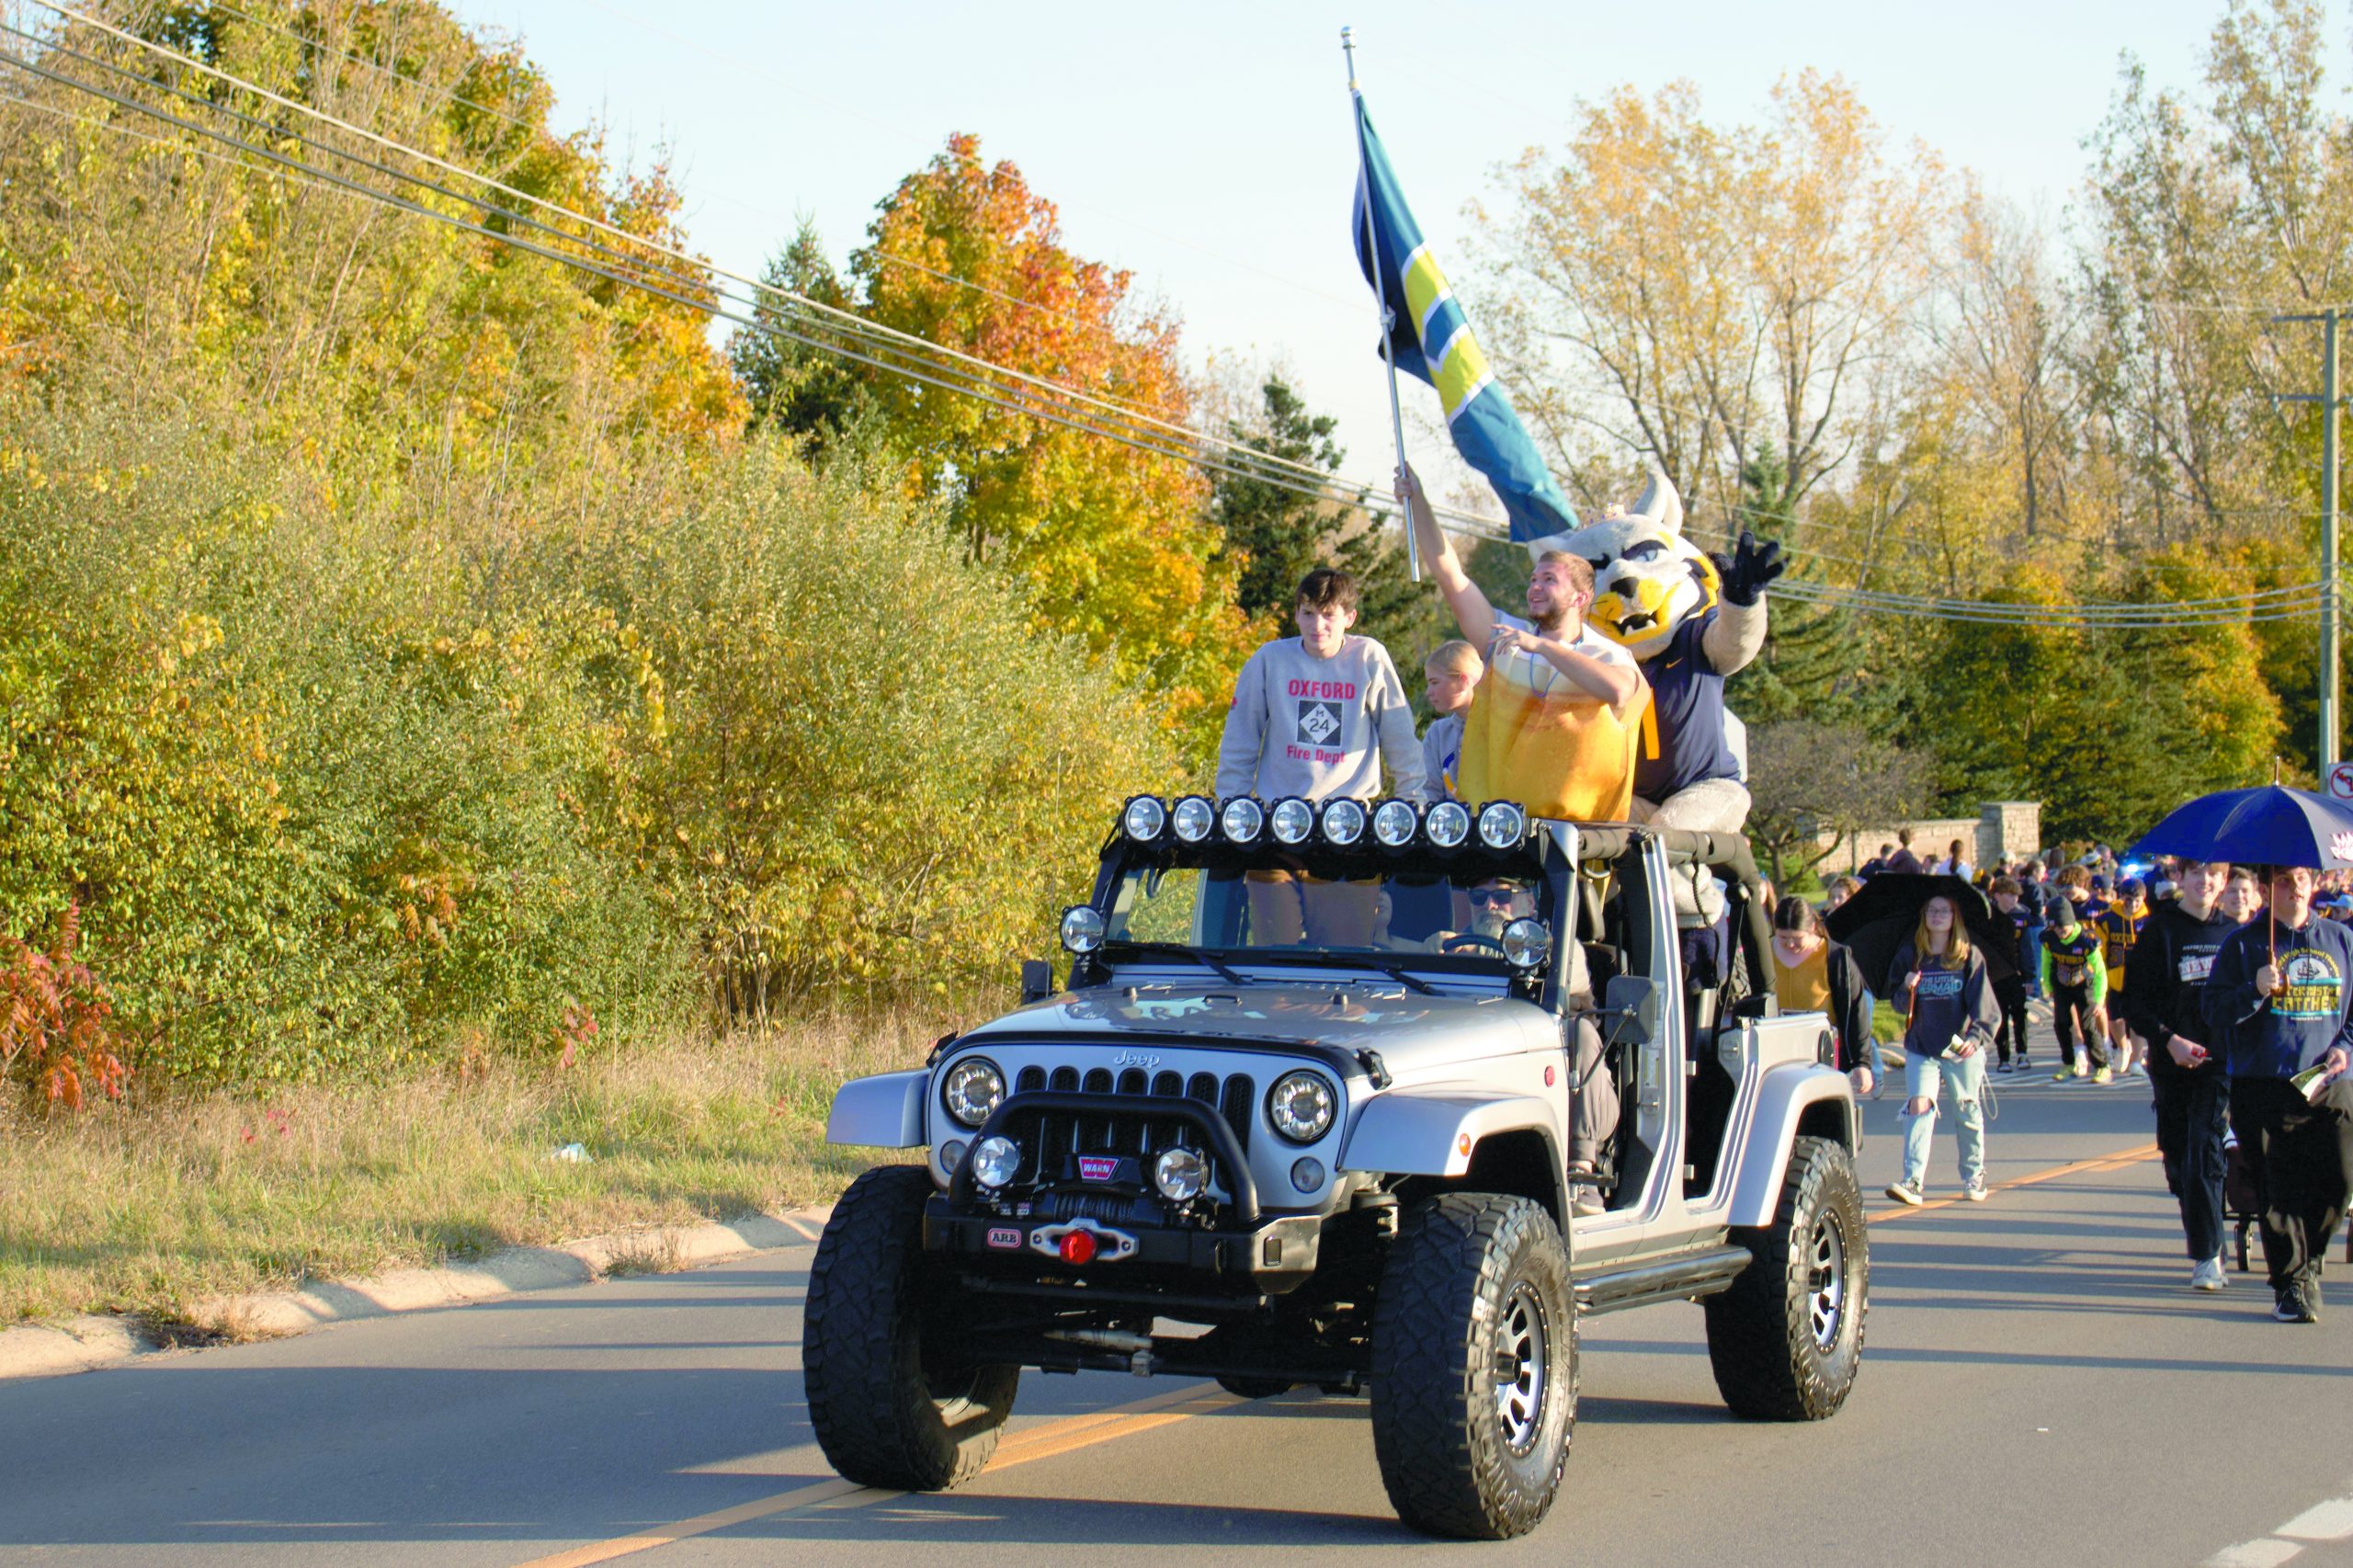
[2191,1257,2228,1291]
[1885,1180,1926,1206]
[1961,1179,1990,1202]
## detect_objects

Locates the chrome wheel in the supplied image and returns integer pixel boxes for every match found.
[1806,1211,1847,1351]
[1493,1279,1551,1455]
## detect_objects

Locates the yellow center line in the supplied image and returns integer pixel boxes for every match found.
[517,1142,2170,1567]
[1870,1142,2161,1221]
[509,1381,1236,1568]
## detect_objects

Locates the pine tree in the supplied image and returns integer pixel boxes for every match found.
[1724,442,1871,725]
[729,218,869,450]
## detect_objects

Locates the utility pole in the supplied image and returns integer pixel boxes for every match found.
[2276,306,2342,770]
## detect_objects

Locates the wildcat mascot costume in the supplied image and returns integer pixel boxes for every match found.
[1524,474,1783,835]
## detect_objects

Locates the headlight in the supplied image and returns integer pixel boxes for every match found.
[1171,795,1216,843]
[1267,1070,1336,1142]
[1372,798,1419,848]
[1502,916,1552,971]
[971,1134,1020,1188]
[1426,800,1472,849]
[1478,801,1528,850]
[941,1056,1006,1128]
[1321,798,1367,846]
[1061,904,1106,955]
[1153,1146,1208,1201]
[1122,796,1167,842]
[1269,797,1314,846]
[1221,797,1265,844]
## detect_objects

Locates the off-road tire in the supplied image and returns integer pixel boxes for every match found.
[803,1165,1018,1490]
[1369,1193,1576,1540]
[1703,1135,1867,1420]
[1215,1376,1295,1400]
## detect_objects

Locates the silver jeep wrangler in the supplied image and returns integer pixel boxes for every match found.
[809,794,1866,1540]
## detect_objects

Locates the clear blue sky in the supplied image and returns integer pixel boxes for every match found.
[453,0,2253,508]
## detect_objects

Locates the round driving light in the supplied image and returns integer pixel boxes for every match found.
[1372,798,1419,848]
[1321,798,1367,846]
[1171,795,1216,844]
[1122,795,1168,842]
[1502,917,1552,971]
[939,1139,968,1174]
[1154,1146,1208,1201]
[1058,1229,1097,1266]
[1060,904,1106,955]
[971,1135,1020,1188]
[941,1056,1006,1129]
[1426,800,1472,849]
[1478,801,1528,850]
[1267,1071,1336,1142]
[1291,1156,1326,1194]
[1220,797,1266,844]
[1269,797,1314,846]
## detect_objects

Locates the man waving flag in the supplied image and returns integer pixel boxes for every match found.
[1351,91,1577,548]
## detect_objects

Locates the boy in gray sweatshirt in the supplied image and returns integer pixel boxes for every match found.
[1214,568,1426,946]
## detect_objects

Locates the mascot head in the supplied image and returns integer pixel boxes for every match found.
[1527,472,1718,663]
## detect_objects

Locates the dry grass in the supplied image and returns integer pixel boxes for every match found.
[0,1011,951,1325]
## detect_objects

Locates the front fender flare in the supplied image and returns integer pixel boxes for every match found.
[826,1070,928,1148]
[1338,1090,1563,1178]
[1727,1065,1858,1227]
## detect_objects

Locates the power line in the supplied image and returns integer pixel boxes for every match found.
[203,0,536,132]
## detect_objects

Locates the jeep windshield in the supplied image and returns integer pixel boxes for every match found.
[1097,862,1561,988]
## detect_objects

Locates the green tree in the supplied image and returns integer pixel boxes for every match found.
[730,217,869,450]
[1207,374,1428,657]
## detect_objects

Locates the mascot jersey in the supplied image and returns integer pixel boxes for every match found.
[1456,613,1645,823]
[1632,608,1747,801]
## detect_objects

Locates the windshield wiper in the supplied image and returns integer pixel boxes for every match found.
[1375,965,1440,995]
[1101,939,1247,985]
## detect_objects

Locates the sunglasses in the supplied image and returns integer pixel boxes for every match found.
[1467,889,1522,908]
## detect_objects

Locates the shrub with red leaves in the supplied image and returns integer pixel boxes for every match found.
[0,903,133,1109]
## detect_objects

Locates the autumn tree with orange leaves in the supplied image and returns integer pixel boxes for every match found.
[842,134,1256,742]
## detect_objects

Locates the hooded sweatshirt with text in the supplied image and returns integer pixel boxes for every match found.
[2202,914,2353,1080]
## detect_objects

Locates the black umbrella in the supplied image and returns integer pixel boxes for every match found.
[1824,872,2015,999]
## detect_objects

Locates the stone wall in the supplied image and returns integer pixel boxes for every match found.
[1813,801,2042,877]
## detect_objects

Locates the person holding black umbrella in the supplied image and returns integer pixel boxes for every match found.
[1885,893,2002,1206]
[2123,859,2244,1290]
[2203,864,2353,1323]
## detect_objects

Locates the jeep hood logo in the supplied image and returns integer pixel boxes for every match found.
[1112,1051,1162,1070]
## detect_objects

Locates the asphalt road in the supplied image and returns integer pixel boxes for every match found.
[6,1061,2351,1568]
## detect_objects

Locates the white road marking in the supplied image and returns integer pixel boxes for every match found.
[2206,1540,2303,1568]
[2276,1498,2353,1542]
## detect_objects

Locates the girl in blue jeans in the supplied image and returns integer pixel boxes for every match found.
[1885,894,2002,1205]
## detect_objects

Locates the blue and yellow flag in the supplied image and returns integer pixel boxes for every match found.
[1352,97,1577,546]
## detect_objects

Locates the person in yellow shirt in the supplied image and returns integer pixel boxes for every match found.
[2098,878,2152,1076]
[1393,464,1648,822]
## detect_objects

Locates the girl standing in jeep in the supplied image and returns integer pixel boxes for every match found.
[1885,895,2001,1206]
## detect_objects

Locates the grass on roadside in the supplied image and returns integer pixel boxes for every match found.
[0,1012,951,1327]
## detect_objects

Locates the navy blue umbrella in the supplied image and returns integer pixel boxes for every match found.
[2128,784,2353,870]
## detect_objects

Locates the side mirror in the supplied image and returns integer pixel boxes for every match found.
[1599,974,1660,1048]
[1018,959,1054,1004]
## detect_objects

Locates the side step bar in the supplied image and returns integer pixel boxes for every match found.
[1573,1244,1754,1316]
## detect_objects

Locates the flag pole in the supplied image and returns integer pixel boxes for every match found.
[1342,26,1419,582]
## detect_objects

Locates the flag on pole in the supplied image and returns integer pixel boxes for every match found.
[1351,97,1577,547]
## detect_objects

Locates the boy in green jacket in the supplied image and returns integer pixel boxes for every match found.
[2045,899,2112,1083]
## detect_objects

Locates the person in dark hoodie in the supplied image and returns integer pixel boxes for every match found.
[1884,893,2002,1206]
[2124,859,2247,1290]
[2202,863,2353,1324]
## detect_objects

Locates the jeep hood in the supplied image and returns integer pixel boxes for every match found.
[960,982,1552,1078]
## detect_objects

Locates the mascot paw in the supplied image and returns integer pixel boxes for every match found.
[1710,529,1786,606]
